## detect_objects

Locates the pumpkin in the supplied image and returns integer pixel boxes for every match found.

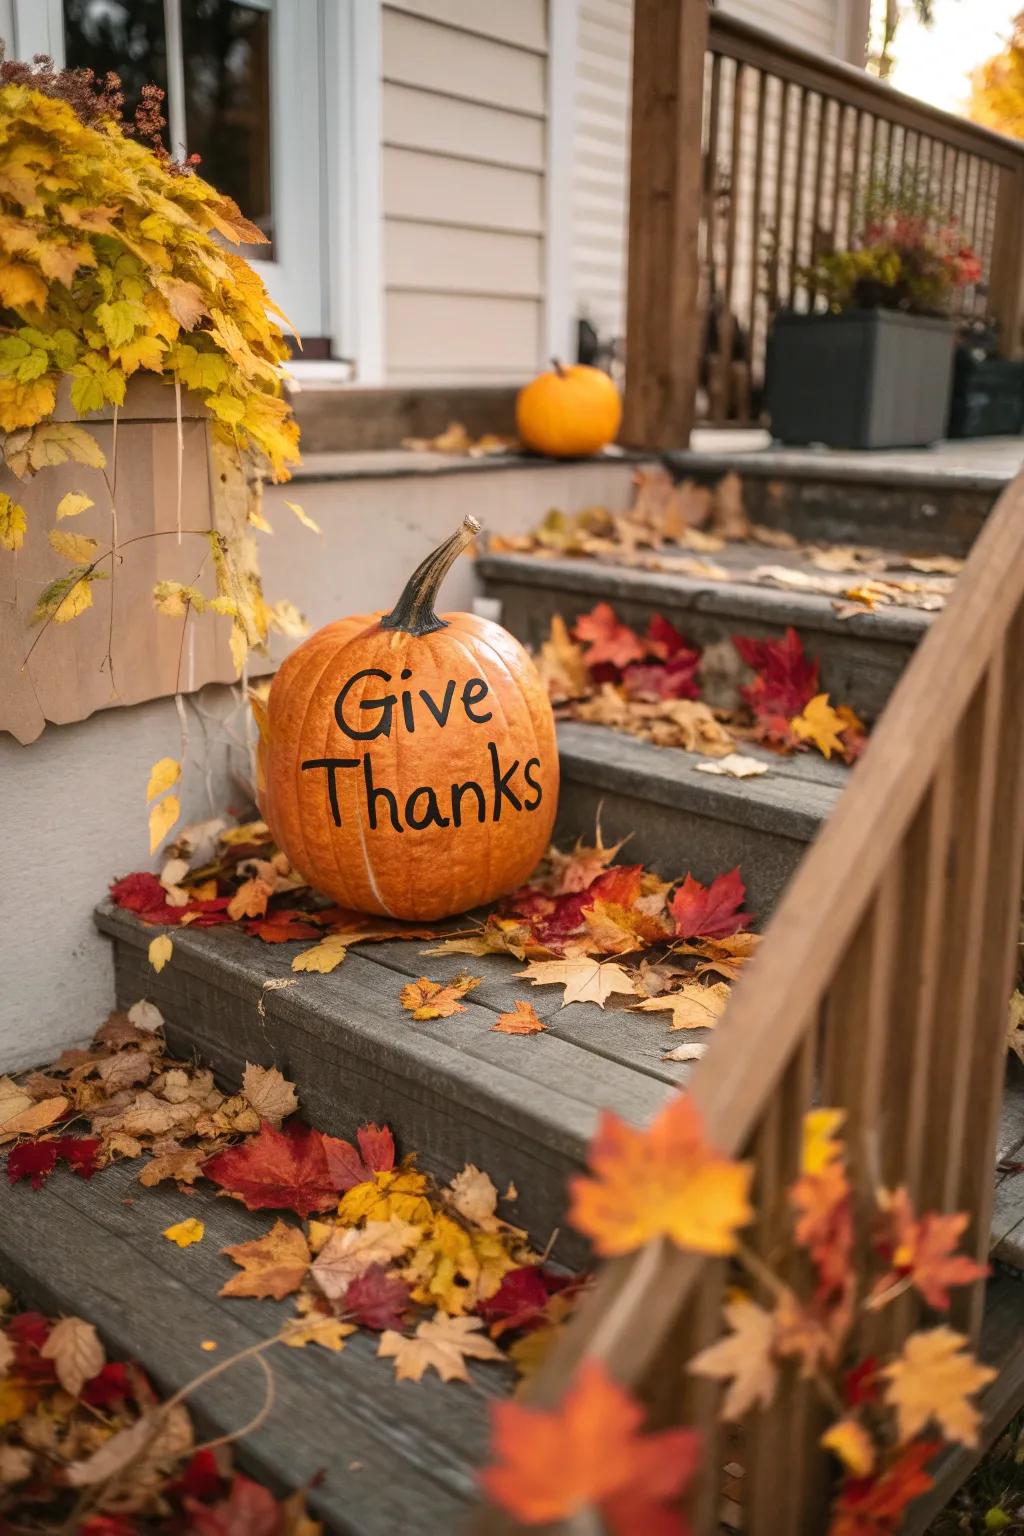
[515,359,622,458]
[257,516,559,920]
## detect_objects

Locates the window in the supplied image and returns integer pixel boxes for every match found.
[62,0,273,255]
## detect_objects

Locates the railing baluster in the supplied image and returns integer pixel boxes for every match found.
[746,66,767,408]
[769,75,790,318]
[716,58,746,424]
[848,108,864,238]
[787,86,809,307]
[829,100,846,250]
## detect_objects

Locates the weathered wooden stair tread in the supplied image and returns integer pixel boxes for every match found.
[554,721,848,915]
[992,1064,1024,1274]
[479,551,927,721]
[0,1158,503,1536]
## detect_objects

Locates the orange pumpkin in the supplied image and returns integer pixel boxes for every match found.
[516,360,622,458]
[257,516,559,920]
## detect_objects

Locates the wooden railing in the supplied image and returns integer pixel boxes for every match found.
[622,0,1024,445]
[480,465,1024,1530]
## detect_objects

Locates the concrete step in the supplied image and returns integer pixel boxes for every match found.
[664,447,1008,556]
[479,549,931,722]
[0,1156,504,1535]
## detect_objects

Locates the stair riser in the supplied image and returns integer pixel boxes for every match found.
[666,458,996,556]
[485,575,917,721]
[110,935,596,1268]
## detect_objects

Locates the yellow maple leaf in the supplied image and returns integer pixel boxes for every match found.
[48,527,98,562]
[146,757,181,802]
[790,693,846,759]
[516,958,638,1008]
[688,1294,778,1419]
[399,973,482,1020]
[0,492,26,551]
[882,1327,996,1446]
[285,499,321,533]
[492,1000,546,1035]
[569,1093,753,1257]
[162,1217,204,1249]
[337,1167,433,1228]
[149,793,180,854]
[631,981,731,1030]
[378,1314,503,1383]
[148,934,173,973]
[801,1109,846,1176]
[282,1314,355,1351]
[55,491,94,520]
[0,260,47,309]
[821,1417,876,1477]
[291,934,348,974]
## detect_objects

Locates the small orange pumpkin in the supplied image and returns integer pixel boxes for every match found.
[516,359,622,458]
[257,516,559,920]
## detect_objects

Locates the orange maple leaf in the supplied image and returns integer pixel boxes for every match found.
[399,973,482,1020]
[492,1001,546,1035]
[573,602,647,671]
[790,1112,854,1319]
[481,1357,701,1532]
[569,1094,753,1257]
[868,1188,989,1311]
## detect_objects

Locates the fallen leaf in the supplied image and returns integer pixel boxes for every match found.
[127,999,164,1032]
[282,1314,355,1351]
[569,1094,753,1256]
[573,602,647,670]
[734,627,819,721]
[689,1295,778,1419]
[148,934,173,973]
[695,753,769,779]
[492,1000,546,1035]
[291,934,348,973]
[661,1042,708,1062]
[633,981,731,1030]
[378,1314,504,1382]
[670,868,753,940]
[203,1122,340,1219]
[40,1316,104,1397]
[0,1095,68,1144]
[321,1123,396,1190]
[343,1265,412,1331]
[227,876,275,922]
[163,1217,205,1249]
[241,1063,299,1126]
[221,1219,310,1299]
[516,958,638,1008]
[0,1077,34,1129]
[0,1332,12,1378]
[791,693,846,759]
[481,1357,701,1526]
[311,1218,422,1300]
[881,1327,995,1446]
[65,1404,192,1486]
[449,1165,499,1226]
[400,973,482,1020]
[146,757,181,802]
[96,1048,152,1093]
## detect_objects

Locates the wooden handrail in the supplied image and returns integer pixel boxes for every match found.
[482,468,1024,1532]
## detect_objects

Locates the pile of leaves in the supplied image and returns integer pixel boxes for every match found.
[110,812,759,1051]
[0,1287,318,1535]
[493,466,960,619]
[537,600,866,764]
[482,1097,998,1536]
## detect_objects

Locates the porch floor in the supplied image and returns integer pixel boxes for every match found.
[688,429,1024,487]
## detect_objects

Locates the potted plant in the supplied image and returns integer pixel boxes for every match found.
[948,318,1024,438]
[765,179,982,449]
[0,55,302,744]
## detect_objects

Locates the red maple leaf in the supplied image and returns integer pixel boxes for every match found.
[644,613,693,660]
[481,1358,701,1534]
[734,627,819,720]
[342,1265,411,1330]
[869,1188,989,1310]
[109,871,186,925]
[80,1518,141,1536]
[168,1448,227,1502]
[321,1123,396,1190]
[476,1265,574,1338]
[203,1122,340,1218]
[184,1474,282,1536]
[623,654,701,701]
[830,1439,940,1536]
[244,909,323,943]
[573,603,647,672]
[7,1312,57,1383]
[7,1135,101,1190]
[81,1360,149,1408]
[670,868,753,940]
[506,864,647,952]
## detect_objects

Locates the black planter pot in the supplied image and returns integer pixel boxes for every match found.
[947,351,1024,438]
[765,309,956,449]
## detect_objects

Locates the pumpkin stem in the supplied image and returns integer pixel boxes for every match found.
[550,356,567,378]
[380,515,481,636]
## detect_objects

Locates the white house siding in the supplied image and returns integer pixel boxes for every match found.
[570,0,861,351]
[380,1,549,383]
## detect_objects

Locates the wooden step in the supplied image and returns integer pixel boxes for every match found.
[478,549,930,722]
[663,448,1006,556]
[0,1157,504,1535]
[554,721,848,917]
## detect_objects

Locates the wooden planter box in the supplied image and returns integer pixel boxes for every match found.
[765,309,957,450]
[1,378,240,746]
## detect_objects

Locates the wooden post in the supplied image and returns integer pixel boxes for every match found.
[621,0,710,449]
[990,163,1024,359]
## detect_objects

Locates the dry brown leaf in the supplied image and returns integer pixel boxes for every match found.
[311,1218,422,1300]
[632,981,731,1030]
[0,1332,14,1379]
[378,1314,504,1382]
[138,1143,208,1187]
[662,1042,709,1063]
[241,1063,299,1126]
[65,1404,192,1487]
[399,974,482,1020]
[127,999,164,1032]
[0,1095,68,1144]
[0,1078,33,1128]
[40,1316,105,1398]
[448,1165,499,1226]
[709,471,751,539]
[695,753,768,780]
[689,1295,778,1419]
[221,1218,311,1299]
[537,614,590,704]
[96,1049,153,1094]
[492,1000,546,1035]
